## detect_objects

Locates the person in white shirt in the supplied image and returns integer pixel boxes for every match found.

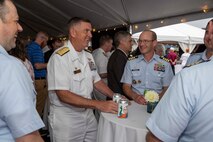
[92,35,113,80]
[180,48,190,67]
[47,17,117,142]
[92,35,113,120]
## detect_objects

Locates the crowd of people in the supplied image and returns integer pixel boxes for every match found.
[1,0,213,142]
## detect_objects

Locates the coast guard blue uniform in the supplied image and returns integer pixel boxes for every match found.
[185,50,213,67]
[0,46,44,141]
[121,54,173,94]
[146,60,213,141]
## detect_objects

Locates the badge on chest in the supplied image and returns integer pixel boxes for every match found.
[154,63,165,72]
[88,58,96,71]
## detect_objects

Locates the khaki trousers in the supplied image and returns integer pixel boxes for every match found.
[35,79,48,116]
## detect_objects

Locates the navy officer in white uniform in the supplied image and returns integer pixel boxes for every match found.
[121,30,174,105]
[47,17,117,142]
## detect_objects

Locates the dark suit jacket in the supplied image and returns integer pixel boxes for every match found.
[107,49,128,97]
[44,49,54,63]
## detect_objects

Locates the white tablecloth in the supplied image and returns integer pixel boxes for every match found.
[97,101,151,142]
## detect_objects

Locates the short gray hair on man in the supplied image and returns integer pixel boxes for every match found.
[0,0,11,22]
[155,43,165,56]
[155,43,164,50]
[114,31,131,48]
[67,17,91,32]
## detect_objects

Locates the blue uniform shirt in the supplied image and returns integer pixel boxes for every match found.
[0,46,44,141]
[185,50,213,66]
[121,54,173,94]
[146,60,213,141]
[27,41,46,78]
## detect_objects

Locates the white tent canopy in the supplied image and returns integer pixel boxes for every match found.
[14,0,213,37]
[132,23,205,53]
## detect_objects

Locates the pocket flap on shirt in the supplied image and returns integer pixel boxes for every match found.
[72,73,85,82]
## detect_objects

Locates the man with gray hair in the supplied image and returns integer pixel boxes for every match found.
[0,0,44,141]
[107,31,133,99]
[155,43,165,57]
[47,17,117,142]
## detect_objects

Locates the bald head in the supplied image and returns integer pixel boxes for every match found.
[35,31,49,48]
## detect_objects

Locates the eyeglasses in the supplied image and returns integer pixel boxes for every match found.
[138,39,154,44]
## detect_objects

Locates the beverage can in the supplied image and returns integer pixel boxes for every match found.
[118,99,128,118]
[113,93,121,103]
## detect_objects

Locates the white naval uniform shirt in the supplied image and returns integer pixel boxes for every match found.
[47,41,101,107]
[47,41,101,142]
[92,48,109,75]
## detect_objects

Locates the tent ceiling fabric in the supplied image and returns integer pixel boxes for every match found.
[132,23,205,44]
[14,0,213,37]
[132,23,205,53]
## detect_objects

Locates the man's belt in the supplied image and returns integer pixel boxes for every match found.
[35,77,46,80]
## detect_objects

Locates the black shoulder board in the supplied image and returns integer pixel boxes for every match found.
[128,55,138,61]
[84,49,92,53]
[183,60,210,68]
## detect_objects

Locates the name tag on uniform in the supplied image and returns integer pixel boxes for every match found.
[89,61,96,71]
[131,69,140,71]
[87,58,96,71]
[74,69,81,74]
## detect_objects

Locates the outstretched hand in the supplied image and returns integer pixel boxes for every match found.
[133,95,147,105]
[97,101,118,114]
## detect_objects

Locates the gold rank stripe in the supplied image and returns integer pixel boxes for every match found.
[160,56,170,62]
[56,47,70,56]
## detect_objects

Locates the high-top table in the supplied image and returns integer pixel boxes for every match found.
[97,101,151,142]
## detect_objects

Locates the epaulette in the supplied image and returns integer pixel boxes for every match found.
[84,49,92,53]
[56,47,70,56]
[183,60,210,68]
[128,55,138,61]
[160,56,170,62]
